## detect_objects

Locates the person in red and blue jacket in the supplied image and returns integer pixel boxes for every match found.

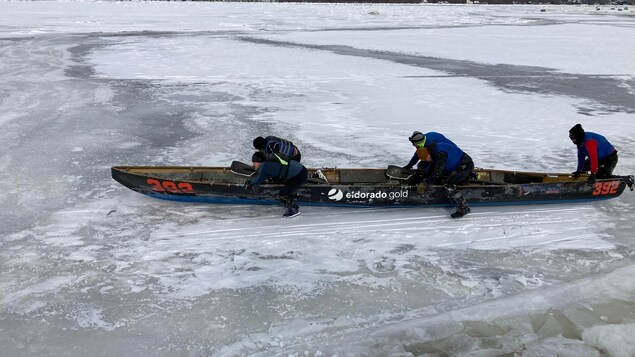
[569,124,618,184]
[405,131,474,218]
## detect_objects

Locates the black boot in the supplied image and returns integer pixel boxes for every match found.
[445,185,471,219]
[451,199,471,219]
[283,204,300,218]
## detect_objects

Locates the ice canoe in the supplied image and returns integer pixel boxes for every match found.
[111,162,634,208]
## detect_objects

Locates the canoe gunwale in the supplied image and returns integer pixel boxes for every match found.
[111,165,596,187]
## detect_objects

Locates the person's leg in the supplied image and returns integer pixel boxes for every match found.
[444,154,473,218]
[597,153,618,179]
[279,184,300,218]
[444,185,470,218]
[446,154,474,186]
[279,167,308,217]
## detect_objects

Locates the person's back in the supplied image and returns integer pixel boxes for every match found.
[423,131,448,145]
[253,135,301,163]
[579,132,615,161]
[426,139,464,173]
[249,159,304,185]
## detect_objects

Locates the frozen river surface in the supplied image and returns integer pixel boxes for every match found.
[1,2,635,356]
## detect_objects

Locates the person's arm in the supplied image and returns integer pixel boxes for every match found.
[249,164,271,185]
[404,152,419,169]
[419,161,432,175]
[427,150,447,184]
[575,146,585,173]
[585,139,599,174]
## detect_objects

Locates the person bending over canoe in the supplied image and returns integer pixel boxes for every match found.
[569,124,618,184]
[245,151,308,218]
[403,131,449,174]
[253,136,302,163]
[405,131,474,219]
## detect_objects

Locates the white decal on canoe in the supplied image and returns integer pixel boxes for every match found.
[327,188,344,201]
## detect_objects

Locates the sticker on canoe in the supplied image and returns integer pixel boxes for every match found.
[327,189,344,201]
[592,181,619,196]
[146,179,195,194]
[327,188,408,201]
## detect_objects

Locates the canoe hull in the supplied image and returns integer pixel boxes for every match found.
[111,166,632,207]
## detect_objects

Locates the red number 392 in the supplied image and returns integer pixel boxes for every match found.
[592,181,619,196]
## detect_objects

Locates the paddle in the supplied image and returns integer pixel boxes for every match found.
[385,165,415,181]
[230,161,256,177]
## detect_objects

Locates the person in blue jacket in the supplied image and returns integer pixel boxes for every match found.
[245,151,308,218]
[253,136,302,163]
[405,131,474,218]
[569,124,618,184]
[403,131,448,174]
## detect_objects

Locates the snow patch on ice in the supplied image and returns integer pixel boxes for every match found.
[1,276,78,314]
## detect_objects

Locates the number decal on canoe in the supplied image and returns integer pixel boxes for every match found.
[147,178,165,192]
[147,179,195,194]
[162,181,179,193]
[592,181,619,196]
[177,182,194,193]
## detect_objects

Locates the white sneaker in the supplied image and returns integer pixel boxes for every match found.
[313,169,328,182]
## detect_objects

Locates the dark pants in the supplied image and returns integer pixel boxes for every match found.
[445,154,474,186]
[582,151,618,179]
[409,154,474,186]
[444,154,474,213]
[279,167,308,208]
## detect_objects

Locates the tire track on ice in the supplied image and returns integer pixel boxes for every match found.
[148,205,602,251]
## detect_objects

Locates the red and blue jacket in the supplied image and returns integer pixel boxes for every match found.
[576,132,616,174]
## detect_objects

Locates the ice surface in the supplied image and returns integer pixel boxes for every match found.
[1,2,634,356]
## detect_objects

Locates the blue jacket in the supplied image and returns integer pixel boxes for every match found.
[576,132,616,174]
[428,140,464,173]
[249,160,305,185]
[407,132,463,172]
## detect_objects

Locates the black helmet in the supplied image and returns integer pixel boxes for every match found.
[253,136,267,150]
[409,131,426,145]
[251,151,266,163]
[569,124,585,144]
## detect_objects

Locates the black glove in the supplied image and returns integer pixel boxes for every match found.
[403,164,413,170]
[587,173,596,184]
[571,171,581,179]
